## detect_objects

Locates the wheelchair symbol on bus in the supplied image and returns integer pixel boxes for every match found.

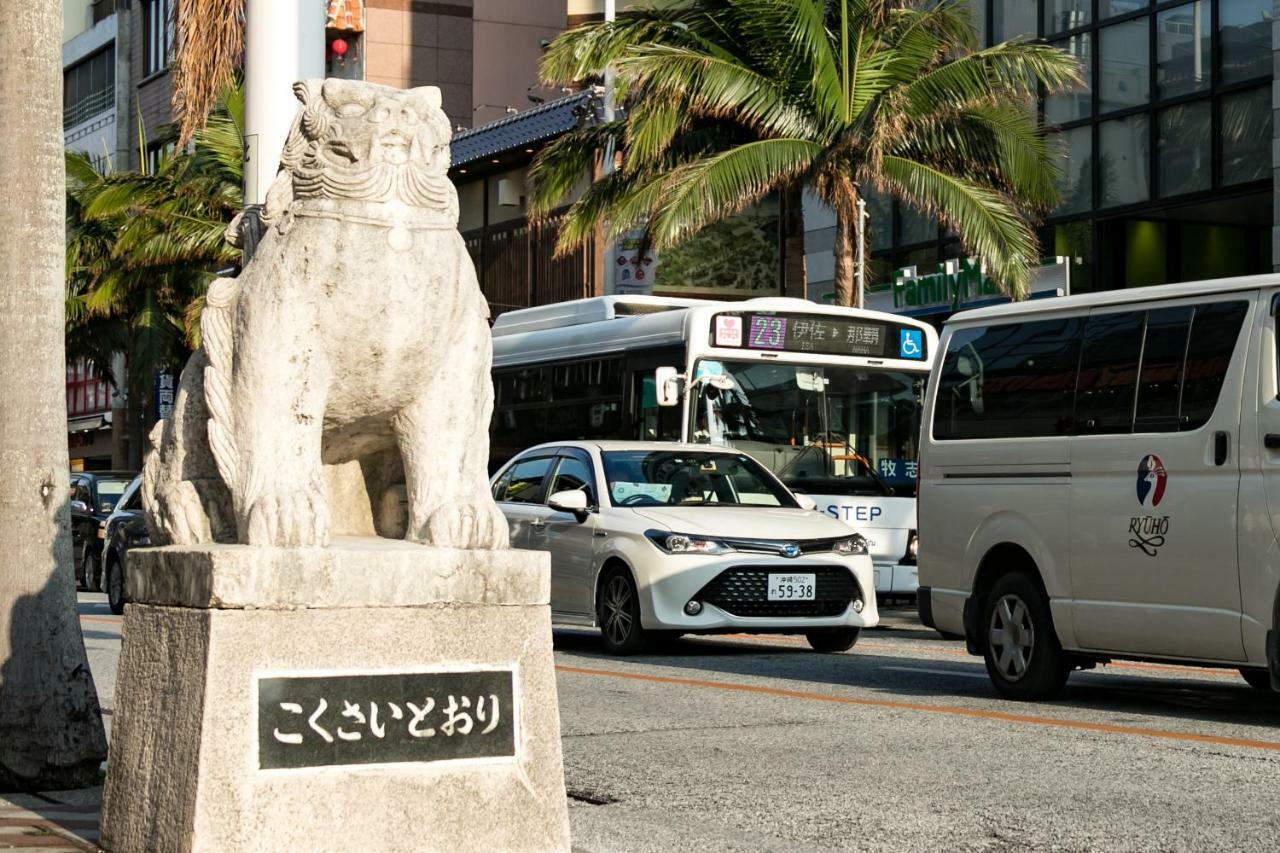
[899,329,924,359]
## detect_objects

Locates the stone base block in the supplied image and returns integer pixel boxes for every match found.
[100,543,569,853]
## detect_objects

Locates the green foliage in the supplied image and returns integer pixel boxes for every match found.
[533,0,1083,302]
[65,79,244,388]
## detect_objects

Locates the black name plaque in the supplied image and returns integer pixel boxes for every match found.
[257,669,516,770]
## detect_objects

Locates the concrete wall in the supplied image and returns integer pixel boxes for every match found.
[364,0,475,130]
[472,0,566,125]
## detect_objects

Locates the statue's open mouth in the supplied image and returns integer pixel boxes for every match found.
[380,132,411,165]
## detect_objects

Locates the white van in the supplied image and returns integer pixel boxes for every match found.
[917,275,1280,700]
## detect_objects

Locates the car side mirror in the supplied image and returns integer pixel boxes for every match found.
[70,500,89,513]
[793,493,818,512]
[548,489,590,521]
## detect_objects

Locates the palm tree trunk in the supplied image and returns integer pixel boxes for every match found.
[832,207,856,307]
[0,2,108,790]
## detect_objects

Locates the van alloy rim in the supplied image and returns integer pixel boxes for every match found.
[603,576,634,646]
[989,594,1034,681]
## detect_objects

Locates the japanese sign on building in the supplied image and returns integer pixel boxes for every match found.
[257,669,516,770]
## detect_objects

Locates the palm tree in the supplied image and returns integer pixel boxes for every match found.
[0,3,108,789]
[65,82,245,468]
[532,0,1082,305]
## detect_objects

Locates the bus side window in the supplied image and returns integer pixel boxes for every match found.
[635,374,680,441]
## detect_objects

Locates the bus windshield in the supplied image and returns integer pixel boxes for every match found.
[690,360,924,498]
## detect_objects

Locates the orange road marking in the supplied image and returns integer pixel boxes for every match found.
[715,633,1239,679]
[555,664,1280,753]
[79,615,121,624]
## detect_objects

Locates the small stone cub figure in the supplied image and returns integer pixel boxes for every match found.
[143,78,508,550]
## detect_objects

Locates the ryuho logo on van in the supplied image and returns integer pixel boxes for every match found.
[1129,454,1169,557]
[1135,454,1167,507]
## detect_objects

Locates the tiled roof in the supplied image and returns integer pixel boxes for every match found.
[450,91,603,168]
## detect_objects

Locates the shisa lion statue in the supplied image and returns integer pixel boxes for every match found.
[143,79,508,550]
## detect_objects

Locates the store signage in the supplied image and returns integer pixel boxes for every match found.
[892,257,998,310]
[864,257,1070,316]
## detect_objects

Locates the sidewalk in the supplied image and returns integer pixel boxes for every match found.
[0,789,100,851]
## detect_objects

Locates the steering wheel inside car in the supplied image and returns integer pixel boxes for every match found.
[618,493,661,507]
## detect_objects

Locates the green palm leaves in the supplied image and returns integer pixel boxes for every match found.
[66,81,244,393]
[532,0,1082,303]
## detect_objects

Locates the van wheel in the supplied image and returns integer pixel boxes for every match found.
[597,567,647,655]
[1240,669,1275,691]
[806,628,860,652]
[981,573,1069,701]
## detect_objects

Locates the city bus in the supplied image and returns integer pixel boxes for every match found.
[490,296,938,595]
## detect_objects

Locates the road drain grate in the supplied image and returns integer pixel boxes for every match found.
[566,788,618,805]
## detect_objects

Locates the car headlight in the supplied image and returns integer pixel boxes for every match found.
[644,530,733,555]
[907,530,919,561]
[833,534,869,556]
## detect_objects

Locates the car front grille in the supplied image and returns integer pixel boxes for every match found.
[694,565,858,618]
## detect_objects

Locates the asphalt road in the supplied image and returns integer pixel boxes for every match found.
[78,595,1280,852]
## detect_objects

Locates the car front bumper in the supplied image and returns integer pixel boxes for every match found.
[635,553,878,632]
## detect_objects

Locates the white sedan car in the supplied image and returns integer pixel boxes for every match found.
[490,441,878,654]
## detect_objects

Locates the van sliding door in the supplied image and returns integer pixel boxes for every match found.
[1068,301,1249,661]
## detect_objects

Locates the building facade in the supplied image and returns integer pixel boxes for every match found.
[805,0,1278,302]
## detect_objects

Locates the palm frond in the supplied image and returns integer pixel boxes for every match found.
[877,155,1039,298]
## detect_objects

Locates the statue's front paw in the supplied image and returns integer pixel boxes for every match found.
[245,484,330,547]
[421,499,510,550]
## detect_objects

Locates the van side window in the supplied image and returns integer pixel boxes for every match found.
[1075,310,1144,434]
[1133,306,1192,432]
[933,318,1082,440]
[1179,301,1248,429]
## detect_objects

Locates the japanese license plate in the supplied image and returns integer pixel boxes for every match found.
[767,573,815,601]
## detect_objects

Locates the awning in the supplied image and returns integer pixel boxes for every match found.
[326,0,364,32]
[68,413,111,434]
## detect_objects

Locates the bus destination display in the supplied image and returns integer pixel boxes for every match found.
[713,312,896,358]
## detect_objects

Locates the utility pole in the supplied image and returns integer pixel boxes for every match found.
[243,0,325,206]
[855,196,868,308]
[602,0,618,296]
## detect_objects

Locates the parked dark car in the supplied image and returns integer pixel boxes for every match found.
[102,477,148,615]
[70,471,138,591]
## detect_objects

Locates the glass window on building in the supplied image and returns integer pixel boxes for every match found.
[1046,221,1095,293]
[1046,33,1093,124]
[992,1,1036,41]
[1099,17,1151,113]
[1099,0,1149,20]
[1156,2,1211,98]
[1053,125,1094,215]
[1221,86,1271,185]
[965,0,987,46]
[1158,101,1211,197]
[899,203,937,246]
[144,0,175,76]
[1099,115,1150,207]
[864,188,893,252]
[1219,0,1273,84]
[1046,0,1090,35]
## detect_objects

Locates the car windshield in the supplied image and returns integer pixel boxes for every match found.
[601,450,796,508]
[95,477,132,510]
[690,361,925,498]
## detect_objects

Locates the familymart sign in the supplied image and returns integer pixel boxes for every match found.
[865,257,1071,317]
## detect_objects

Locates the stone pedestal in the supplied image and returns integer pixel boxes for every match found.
[100,539,570,853]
